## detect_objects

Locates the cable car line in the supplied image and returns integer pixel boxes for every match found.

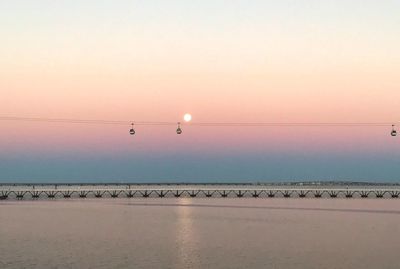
[0,116,397,127]
[0,116,173,125]
[0,116,398,136]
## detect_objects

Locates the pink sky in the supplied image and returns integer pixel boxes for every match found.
[0,1,399,181]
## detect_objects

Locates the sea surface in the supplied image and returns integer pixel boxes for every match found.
[1,198,400,269]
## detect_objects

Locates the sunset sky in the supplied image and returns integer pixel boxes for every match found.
[0,0,399,182]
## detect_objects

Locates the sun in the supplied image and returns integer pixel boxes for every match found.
[183,113,192,122]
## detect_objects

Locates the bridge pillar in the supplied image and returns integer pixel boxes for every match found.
[328,192,338,198]
[125,191,135,198]
[206,191,214,198]
[110,191,120,198]
[189,191,198,198]
[16,192,25,200]
[236,190,244,198]
[31,191,41,199]
[1,191,11,200]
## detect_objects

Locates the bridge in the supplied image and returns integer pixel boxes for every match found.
[1,184,400,200]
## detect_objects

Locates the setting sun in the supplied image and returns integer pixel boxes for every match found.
[183,113,192,122]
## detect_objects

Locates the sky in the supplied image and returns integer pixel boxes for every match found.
[0,0,399,182]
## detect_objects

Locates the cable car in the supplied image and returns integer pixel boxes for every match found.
[391,125,397,137]
[176,122,182,135]
[129,123,135,135]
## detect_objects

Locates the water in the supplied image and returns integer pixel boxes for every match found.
[1,198,400,269]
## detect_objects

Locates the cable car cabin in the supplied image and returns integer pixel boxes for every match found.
[176,122,182,134]
[391,125,397,137]
[129,123,135,135]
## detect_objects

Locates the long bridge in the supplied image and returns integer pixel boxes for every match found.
[1,184,400,200]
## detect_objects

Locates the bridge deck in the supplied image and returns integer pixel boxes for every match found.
[1,185,400,200]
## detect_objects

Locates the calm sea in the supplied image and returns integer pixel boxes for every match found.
[1,198,400,269]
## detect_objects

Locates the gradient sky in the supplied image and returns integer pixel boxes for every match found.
[0,0,399,182]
